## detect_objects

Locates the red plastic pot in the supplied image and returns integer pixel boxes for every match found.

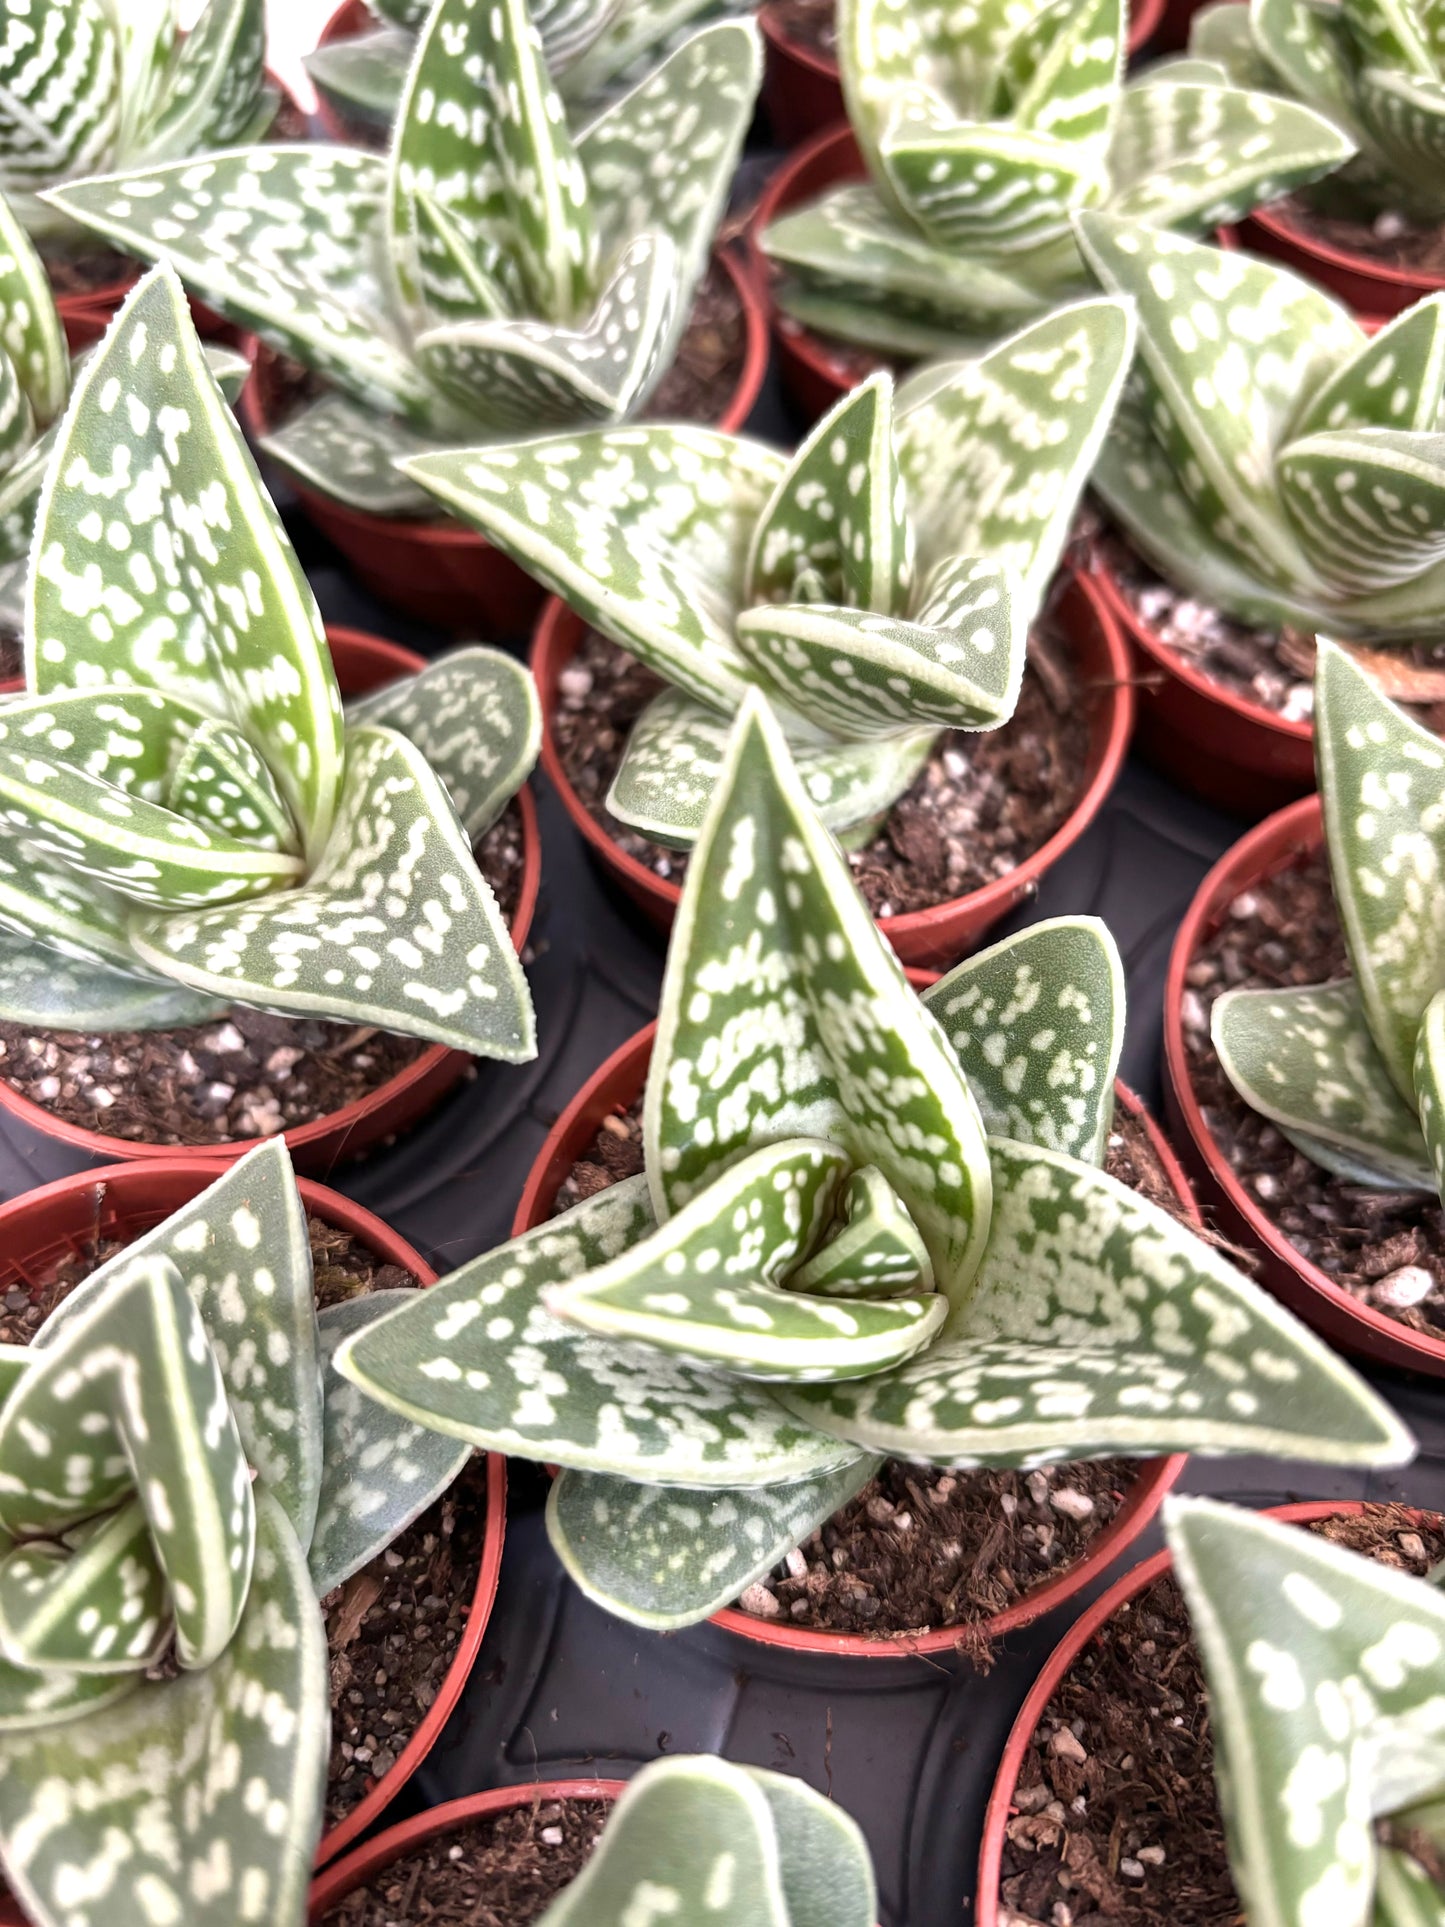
[1238,202,1440,324]
[513,1022,1188,1660]
[0,1157,509,1875]
[58,285,242,355]
[308,1779,625,1920]
[0,624,542,1179]
[976,1499,1434,1927]
[240,249,769,635]
[1090,541,1315,819]
[532,567,1134,969]
[1163,794,1445,1376]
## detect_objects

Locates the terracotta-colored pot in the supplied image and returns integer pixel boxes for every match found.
[0,625,541,1178]
[759,0,1163,152]
[975,1500,1434,1927]
[1155,0,1208,49]
[0,1157,509,1873]
[532,567,1135,969]
[240,249,769,635]
[1163,794,1445,1376]
[308,1779,626,1921]
[58,286,242,355]
[1090,542,1315,819]
[1239,202,1441,324]
[513,1022,1189,1659]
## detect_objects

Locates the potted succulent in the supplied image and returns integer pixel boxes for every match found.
[44,0,767,635]
[1078,211,1445,814]
[310,1752,877,1923]
[403,300,1136,966]
[751,0,1353,421]
[0,1138,490,1927]
[978,1496,1445,1927]
[334,693,1409,1646]
[1167,640,1445,1376]
[0,263,540,1171]
[1192,0,1445,318]
[1,0,283,347]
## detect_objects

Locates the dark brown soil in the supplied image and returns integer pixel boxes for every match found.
[41,247,142,301]
[321,1795,611,1925]
[770,0,836,57]
[0,634,20,682]
[1268,191,1445,280]
[548,1095,1192,1640]
[1181,850,1445,1333]
[639,257,746,425]
[999,1504,1445,1927]
[551,625,1093,916]
[0,801,525,1147]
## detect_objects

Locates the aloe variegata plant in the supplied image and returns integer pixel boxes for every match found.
[0,1139,472,1927]
[42,0,761,523]
[0,0,276,242]
[1193,0,1445,219]
[1167,1497,1445,1927]
[0,261,537,1060]
[1079,211,1445,637]
[404,299,1134,847]
[756,0,1354,356]
[334,693,1410,1633]
[1214,641,1445,1202]
[536,1754,877,1926]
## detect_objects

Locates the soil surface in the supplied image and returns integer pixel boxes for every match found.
[551,624,1094,917]
[41,246,145,301]
[770,0,836,57]
[550,1095,1187,1639]
[1268,191,1445,279]
[321,1795,612,1925]
[1181,849,1445,1334]
[0,801,525,1147]
[998,1504,1445,1927]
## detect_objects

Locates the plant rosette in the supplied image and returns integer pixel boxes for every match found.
[0,625,541,1175]
[332,688,1409,1641]
[510,1020,1190,1658]
[50,0,766,638]
[976,1499,1445,1927]
[0,1141,502,1925]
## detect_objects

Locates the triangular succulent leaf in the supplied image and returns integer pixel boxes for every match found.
[1355,67,1445,215]
[0,357,33,486]
[0,1502,168,1676]
[0,936,225,1031]
[922,917,1125,1165]
[1343,0,1438,77]
[787,1166,934,1299]
[0,686,218,804]
[1250,0,1364,129]
[0,1662,136,1736]
[1292,296,1445,440]
[0,194,65,427]
[112,0,177,158]
[1414,988,1445,1200]
[1279,429,1445,594]
[304,27,413,129]
[0,841,179,977]
[0,1,118,194]
[994,0,1123,150]
[544,1453,881,1630]
[259,392,443,520]
[746,1765,880,1927]
[140,0,270,161]
[166,718,300,855]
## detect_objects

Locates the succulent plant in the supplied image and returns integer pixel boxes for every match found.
[403,299,1134,847]
[1192,0,1445,219]
[1079,211,1445,638]
[41,0,762,524]
[1167,1496,1445,1927]
[1214,641,1445,1203]
[535,1754,877,1926]
[334,691,1409,1633]
[756,0,1354,356]
[0,1138,472,1927]
[0,0,277,243]
[0,261,538,1061]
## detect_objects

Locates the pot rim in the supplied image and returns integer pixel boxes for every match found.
[1248,200,1445,302]
[0,625,542,1172]
[1162,792,1445,1371]
[512,1020,1189,1659]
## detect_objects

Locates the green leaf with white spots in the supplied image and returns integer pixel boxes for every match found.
[258,391,443,520]
[0,685,216,804]
[131,724,536,1060]
[0,357,32,479]
[304,25,413,129]
[0,191,65,426]
[141,0,270,162]
[746,1765,880,1927]
[992,0,1122,150]
[0,934,225,1030]
[921,917,1125,1165]
[167,718,299,855]
[0,838,174,976]
[347,646,541,842]
[28,268,345,864]
[787,1167,934,1298]
[1291,296,1445,440]
[646,694,994,1321]
[0,1493,327,1927]
[1315,638,1445,1099]
[0,1,118,195]
[113,0,180,158]
[0,1659,136,1736]
[309,1291,472,1597]
[333,1177,863,1486]
[1248,0,1362,127]
[1215,979,1437,1193]
[1279,429,1445,596]
[0,1252,255,1671]
[1414,989,1445,1201]
[782,1137,1414,1467]
[1357,66,1445,214]
[0,1502,168,1677]
[545,1453,880,1629]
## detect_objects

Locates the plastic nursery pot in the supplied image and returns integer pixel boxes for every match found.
[0,624,542,1179]
[58,284,243,355]
[240,250,769,636]
[1237,202,1443,324]
[532,567,1134,970]
[974,1499,1435,1927]
[513,1022,1188,1660]
[1088,538,1315,820]
[1163,794,1445,1377]
[307,1779,626,1921]
[0,1157,510,1873]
